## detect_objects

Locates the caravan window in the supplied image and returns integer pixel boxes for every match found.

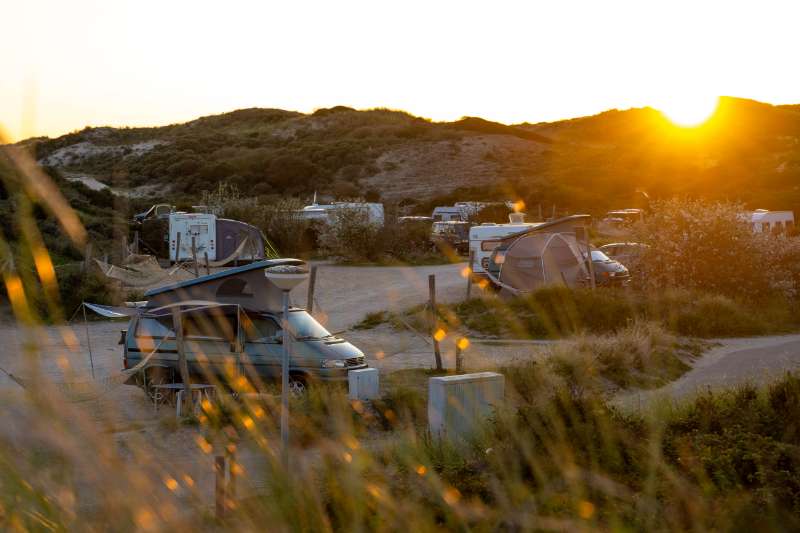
[189,224,209,236]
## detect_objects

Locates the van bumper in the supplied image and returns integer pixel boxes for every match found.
[314,365,370,382]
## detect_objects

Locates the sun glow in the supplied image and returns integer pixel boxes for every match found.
[658,96,720,127]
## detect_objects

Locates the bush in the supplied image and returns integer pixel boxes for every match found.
[631,199,800,299]
[447,287,797,339]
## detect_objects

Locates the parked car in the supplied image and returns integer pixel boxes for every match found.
[431,220,471,254]
[124,305,367,396]
[586,250,630,286]
[598,242,648,264]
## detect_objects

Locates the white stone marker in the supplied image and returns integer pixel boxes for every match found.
[428,372,504,441]
[348,367,380,400]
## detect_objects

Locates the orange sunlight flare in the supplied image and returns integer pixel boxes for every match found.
[658,95,720,127]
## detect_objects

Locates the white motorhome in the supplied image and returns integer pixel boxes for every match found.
[749,209,795,234]
[297,200,384,226]
[469,213,541,278]
[431,202,487,222]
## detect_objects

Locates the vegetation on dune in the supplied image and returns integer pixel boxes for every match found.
[17,96,800,216]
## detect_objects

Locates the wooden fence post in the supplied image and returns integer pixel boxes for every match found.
[215,455,226,520]
[455,340,463,373]
[429,274,443,371]
[191,236,199,278]
[122,235,128,262]
[83,243,93,272]
[203,251,211,276]
[133,231,139,255]
[306,265,317,314]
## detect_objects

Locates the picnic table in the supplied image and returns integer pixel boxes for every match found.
[152,383,217,416]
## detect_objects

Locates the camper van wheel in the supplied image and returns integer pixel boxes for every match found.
[288,374,308,397]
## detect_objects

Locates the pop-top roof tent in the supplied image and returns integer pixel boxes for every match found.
[144,259,306,312]
[489,215,592,293]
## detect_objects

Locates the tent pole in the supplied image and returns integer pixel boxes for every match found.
[82,302,96,380]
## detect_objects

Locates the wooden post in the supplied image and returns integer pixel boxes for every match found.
[174,231,181,266]
[306,265,317,313]
[551,204,556,220]
[122,235,128,262]
[428,274,443,371]
[455,340,464,373]
[82,302,95,380]
[191,236,199,278]
[133,231,139,255]
[227,448,237,502]
[83,243,92,272]
[215,455,226,520]
[203,251,210,276]
[583,226,596,290]
[465,250,474,300]
[171,307,192,414]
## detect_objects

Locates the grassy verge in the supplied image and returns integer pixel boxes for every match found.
[355,286,800,339]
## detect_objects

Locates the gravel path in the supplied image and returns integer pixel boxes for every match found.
[292,261,467,332]
[616,334,800,408]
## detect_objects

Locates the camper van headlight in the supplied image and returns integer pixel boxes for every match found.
[322,360,346,368]
[494,252,506,265]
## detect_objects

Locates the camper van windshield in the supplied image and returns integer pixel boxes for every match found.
[288,310,333,340]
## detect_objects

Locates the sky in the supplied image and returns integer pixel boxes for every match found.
[1,0,799,142]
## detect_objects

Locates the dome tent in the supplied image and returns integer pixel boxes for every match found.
[489,232,589,294]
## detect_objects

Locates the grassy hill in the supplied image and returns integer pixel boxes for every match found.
[15,97,800,216]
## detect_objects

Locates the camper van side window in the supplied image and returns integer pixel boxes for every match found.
[243,316,280,343]
[183,313,236,341]
[136,316,174,338]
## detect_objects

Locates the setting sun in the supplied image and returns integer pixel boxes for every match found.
[658,96,720,127]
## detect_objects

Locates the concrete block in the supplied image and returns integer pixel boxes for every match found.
[428,372,504,441]
[348,367,380,400]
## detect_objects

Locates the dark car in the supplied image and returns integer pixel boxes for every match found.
[598,242,648,264]
[586,250,630,286]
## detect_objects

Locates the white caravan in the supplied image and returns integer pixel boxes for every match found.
[168,213,266,263]
[431,202,487,222]
[297,199,384,226]
[748,209,795,234]
[469,213,541,279]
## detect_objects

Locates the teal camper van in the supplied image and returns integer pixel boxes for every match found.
[122,259,367,396]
